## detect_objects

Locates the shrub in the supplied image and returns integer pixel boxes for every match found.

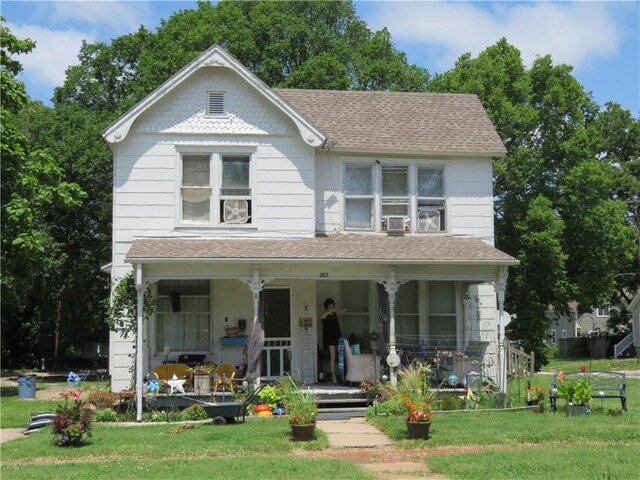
[144,411,166,422]
[86,389,119,410]
[439,395,462,411]
[179,404,208,421]
[94,409,118,422]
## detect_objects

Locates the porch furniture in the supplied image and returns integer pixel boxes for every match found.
[343,339,379,384]
[437,341,489,384]
[153,363,192,388]
[213,363,237,392]
[549,371,626,411]
[67,370,91,388]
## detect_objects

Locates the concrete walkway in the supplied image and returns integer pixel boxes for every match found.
[316,417,393,448]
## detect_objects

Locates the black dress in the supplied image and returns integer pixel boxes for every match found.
[322,312,341,349]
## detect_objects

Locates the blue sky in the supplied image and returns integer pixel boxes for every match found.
[3,1,639,115]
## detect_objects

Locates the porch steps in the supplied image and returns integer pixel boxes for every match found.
[317,406,367,420]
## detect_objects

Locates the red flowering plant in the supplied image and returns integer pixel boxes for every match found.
[398,364,433,423]
[51,391,93,446]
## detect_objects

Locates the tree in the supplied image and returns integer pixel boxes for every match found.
[1,20,86,367]
[430,39,638,368]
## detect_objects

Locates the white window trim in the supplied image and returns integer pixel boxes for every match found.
[175,146,257,228]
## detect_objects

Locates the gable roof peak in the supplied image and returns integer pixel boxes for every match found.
[102,45,325,148]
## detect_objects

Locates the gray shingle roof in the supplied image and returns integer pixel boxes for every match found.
[275,89,507,156]
[126,235,517,264]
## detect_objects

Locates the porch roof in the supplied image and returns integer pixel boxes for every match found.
[125,234,518,265]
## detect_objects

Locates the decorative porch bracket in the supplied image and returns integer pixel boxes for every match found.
[497,267,509,395]
[241,268,272,385]
[378,267,406,386]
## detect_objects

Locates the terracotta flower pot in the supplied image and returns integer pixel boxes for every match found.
[291,423,316,441]
[406,420,431,439]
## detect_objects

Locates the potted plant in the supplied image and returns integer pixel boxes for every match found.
[556,370,592,416]
[397,364,433,439]
[283,376,318,441]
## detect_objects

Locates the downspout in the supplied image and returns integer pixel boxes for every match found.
[135,263,144,422]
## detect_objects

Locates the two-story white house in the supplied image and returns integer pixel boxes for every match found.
[102,46,517,419]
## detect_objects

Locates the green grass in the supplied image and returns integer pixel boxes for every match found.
[2,377,639,479]
[0,397,60,428]
[543,357,640,372]
[426,443,640,480]
[1,419,375,480]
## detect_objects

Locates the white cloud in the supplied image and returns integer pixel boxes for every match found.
[364,1,622,71]
[7,22,93,88]
[49,1,155,35]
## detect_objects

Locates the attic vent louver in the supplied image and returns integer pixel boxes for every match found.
[207,92,225,116]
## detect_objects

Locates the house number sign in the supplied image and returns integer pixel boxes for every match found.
[319,272,329,278]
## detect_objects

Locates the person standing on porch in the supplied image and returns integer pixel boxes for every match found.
[321,298,342,383]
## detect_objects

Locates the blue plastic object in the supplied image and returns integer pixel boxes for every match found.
[18,374,36,398]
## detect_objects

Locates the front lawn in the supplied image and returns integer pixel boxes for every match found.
[543,357,640,372]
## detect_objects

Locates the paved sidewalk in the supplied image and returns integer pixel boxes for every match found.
[316,417,393,448]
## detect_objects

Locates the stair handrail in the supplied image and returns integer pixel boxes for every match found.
[613,332,633,358]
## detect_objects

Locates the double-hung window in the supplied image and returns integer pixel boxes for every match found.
[181,154,211,223]
[220,155,251,224]
[417,167,445,233]
[381,166,409,217]
[345,165,374,229]
[180,152,253,225]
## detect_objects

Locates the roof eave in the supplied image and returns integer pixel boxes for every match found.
[125,257,519,266]
[327,146,507,158]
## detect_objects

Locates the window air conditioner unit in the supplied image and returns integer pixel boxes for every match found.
[223,199,250,224]
[382,215,410,234]
[418,209,441,232]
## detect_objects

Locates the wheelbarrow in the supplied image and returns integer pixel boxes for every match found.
[183,384,265,425]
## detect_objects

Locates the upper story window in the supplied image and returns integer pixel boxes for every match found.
[417,167,445,233]
[220,155,251,224]
[206,91,225,116]
[181,155,211,222]
[381,166,409,217]
[597,306,610,317]
[179,152,252,225]
[345,165,374,229]
[344,162,446,233]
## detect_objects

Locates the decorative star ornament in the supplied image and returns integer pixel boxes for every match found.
[167,374,186,394]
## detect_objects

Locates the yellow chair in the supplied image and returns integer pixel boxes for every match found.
[213,363,236,392]
[153,363,192,388]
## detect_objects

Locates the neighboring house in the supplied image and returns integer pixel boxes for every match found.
[102,46,518,419]
[546,302,613,343]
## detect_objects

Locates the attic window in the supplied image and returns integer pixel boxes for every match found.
[206,92,225,116]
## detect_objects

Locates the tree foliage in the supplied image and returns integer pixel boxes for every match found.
[430,39,638,367]
[1,20,88,367]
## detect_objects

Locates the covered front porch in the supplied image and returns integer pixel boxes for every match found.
[121,234,517,420]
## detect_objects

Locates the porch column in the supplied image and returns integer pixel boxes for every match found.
[134,264,144,422]
[497,267,509,395]
[463,287,473,344]
[242,268,272,385]
[379,268,405,386]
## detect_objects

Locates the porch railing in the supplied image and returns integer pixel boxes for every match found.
[504,340,534,380]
